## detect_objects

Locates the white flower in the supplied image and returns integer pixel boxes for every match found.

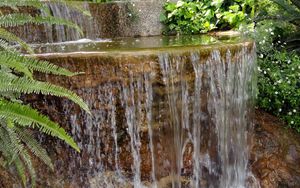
[259,54,264,58]
[288,112,292,115]
[293,109,297,113]
[264,71,267,74]
[279,108,282,112]
[258,66,262,72]
[275,91,278,94]
[271,32,274,35]
[277,79,282,84]
[291,121,294,124]
[287,60,291,64]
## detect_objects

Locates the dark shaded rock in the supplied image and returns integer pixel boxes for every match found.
[0,166,19,188]
[251,110,300,188]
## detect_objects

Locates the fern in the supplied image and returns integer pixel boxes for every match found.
[0,13,83,36]
[0,97,80,153]
[0,51,82,76]
[0,28,33,53]
[0,74,89,113]
[0,0,91,187]
[15,127,53,170]
[0,0,50,15]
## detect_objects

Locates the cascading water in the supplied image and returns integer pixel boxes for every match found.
[42,2,98,42]
[29,35,259,188]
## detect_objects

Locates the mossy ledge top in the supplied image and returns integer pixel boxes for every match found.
[30,34,253,58]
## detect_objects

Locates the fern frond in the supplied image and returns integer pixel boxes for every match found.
[0,124,24,163]
[0,13,83,36]
[0,0,51,15]
[5,121,27,162]
[0,124,27,186]
[0,75,89,113]
[0,99,80,152]
[13,156,26,187]
[0,52,33,78]
[0,51,80,77]
[0,28,33,53]
[15,127,53,170]
[19,148,36,187]
[0,39,14,51]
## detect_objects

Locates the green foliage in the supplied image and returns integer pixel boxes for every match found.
[160,0,255,34]
[0,0,89,187]
[254,0,300,131]
[257,50,300,130]
[256,0,300,51]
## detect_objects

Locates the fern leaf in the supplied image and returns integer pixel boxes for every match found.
[0,51,80,77]
[0,75,90,113]
[19,148,36,187]
[0,0,51,16]
[15,127,53,170]
[0,124,24,163]
[0,28,33,53]
[0,52,33,78]
[0,13,83,36]
[13,156,27,187]
[0,99,80,152]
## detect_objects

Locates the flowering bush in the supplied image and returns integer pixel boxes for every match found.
[257,50,300,131]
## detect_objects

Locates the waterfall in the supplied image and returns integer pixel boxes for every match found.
[39,43,258,188]
[42,2,98,42]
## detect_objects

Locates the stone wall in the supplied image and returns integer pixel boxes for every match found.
[6,0,178,43]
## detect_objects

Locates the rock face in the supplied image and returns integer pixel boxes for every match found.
[251,110,300,188]
[3,110,300,188]
[20,36,257,188]
[5,1,172,43]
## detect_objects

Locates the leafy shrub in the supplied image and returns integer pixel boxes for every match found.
[256,0,300,51]
[254,0,300,131]
[160,0,255,34]
[257,50,300,131]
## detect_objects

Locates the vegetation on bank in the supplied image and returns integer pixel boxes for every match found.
[255,0,300,130]
[0,1,89,187]
[160,0,255,34]
[161,0,300,131]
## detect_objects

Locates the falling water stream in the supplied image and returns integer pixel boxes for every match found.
[30,35,259,188]
[42,2,98,42]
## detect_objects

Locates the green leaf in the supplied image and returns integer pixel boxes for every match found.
[0,75,90,114]
[0,99,80,152]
